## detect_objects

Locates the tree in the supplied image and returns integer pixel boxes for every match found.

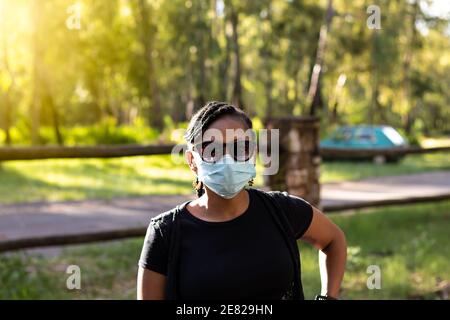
[0,0,449,146]
[307,0,334,116]
[0,6,14,145]
[225,0,244,110]
[135,0,163,130]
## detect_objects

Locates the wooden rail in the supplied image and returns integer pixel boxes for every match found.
[0,144,183,161]
[0,227,147,253]
[1,193,449,253]
[0,144,448,161]
[320,146,450,159]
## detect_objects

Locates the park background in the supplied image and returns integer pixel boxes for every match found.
[0,0,449,299]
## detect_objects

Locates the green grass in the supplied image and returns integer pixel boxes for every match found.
[321,152,450,182]
[1,200,448,299]
[0,155,193,204]
[0,153,449,204]
[301,201,450,299]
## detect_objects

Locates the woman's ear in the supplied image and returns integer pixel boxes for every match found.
[185,150,198,174]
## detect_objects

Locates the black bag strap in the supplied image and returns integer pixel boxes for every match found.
[252,189,305,300]
[164,200,190,300]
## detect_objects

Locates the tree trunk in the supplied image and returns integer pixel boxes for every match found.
[292,59,301,115]
[137,0,163,130]
[218,17,231,101]
[307,0,334,116]
[310,77,324,116]
[264,74,273,119]
[330,74,346,124]
[228,3,244,110]
[1,14,13,145]
[402,0,419,135]
[30,0,42,145]
[1,91,12,145]
[370,28,382,124]
[263,0,274,120]
[29,0,63,145]
[196,42,206,108]
[43,88,63,145]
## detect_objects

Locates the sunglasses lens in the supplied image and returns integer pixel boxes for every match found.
[200,141,222,163]
[233,140,256,162]
[198,140,256,163]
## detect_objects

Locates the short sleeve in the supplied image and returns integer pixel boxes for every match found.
[271,192,314,239]
[138,220,169,275]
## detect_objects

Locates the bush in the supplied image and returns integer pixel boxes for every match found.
[64,117,158,145]
[0,117,163,146]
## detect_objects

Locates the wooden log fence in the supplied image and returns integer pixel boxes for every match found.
[0,144,448,161]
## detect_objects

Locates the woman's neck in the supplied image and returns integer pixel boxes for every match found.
[194,188,250,221]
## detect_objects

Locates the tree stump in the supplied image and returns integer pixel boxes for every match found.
[264,117,321,208]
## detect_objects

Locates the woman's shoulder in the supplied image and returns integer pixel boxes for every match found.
[249,187,309,204]
[149,200,190,229]
[249,188,313,217]
[249,188,313,238]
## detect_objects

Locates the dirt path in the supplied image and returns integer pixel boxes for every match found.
[0,171,449,247]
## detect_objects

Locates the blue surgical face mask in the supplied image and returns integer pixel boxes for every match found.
[192,152,256,199]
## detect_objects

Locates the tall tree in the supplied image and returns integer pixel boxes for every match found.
[307,0,334,116]
[135,0,163,130]
[215,4,232,102]
[260,0,274,119]
[226,1,244,110]
[30,0,43,145]
[402,0,421,134]
[369,26,381,124]
[0,7,13,145]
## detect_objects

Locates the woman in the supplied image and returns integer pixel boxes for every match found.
[137,101,347,300]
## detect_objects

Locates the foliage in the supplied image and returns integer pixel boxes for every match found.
[0,0,449,146]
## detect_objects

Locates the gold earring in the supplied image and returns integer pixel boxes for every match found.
[193,177,204,197]
[248,178,254,187]
[193,177,201,189]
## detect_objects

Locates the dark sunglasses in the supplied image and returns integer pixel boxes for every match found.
[193,139,257,163]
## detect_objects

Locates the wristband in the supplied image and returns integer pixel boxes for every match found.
[315,294,338,300]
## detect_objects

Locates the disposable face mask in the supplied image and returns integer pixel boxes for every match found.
[192,152,256,199]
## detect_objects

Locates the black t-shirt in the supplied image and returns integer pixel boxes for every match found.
[138,188,313,300]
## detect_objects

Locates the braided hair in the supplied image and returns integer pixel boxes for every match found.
[184,101,253,197]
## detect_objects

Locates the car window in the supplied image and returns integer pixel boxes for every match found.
[382,127,405,145]
[334,129,352,141]
[354,128,376,143]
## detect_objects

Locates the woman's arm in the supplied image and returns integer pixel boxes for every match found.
[137,267,166,300]
[301,207,347,299]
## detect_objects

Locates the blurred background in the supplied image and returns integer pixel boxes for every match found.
[0,0,449,300]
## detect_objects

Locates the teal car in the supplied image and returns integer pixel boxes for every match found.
[320,125,408,162]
